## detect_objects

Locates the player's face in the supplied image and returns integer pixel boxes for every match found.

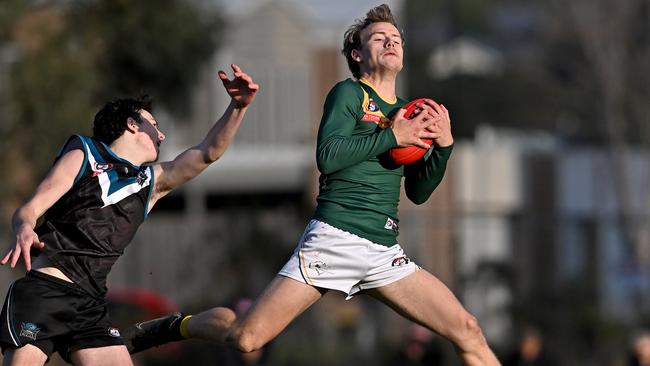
[355,22,403,77]
[136,110,165,162]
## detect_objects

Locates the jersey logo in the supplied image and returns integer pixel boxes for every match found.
[84,142,152,208]
[360,91,391,128]
[384,217,399,232]
[20,322,40,340]
[92,162,114,177]
[136,169,148,186]
[368,100,379,112]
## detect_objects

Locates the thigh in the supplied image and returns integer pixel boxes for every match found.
[70,345,133,366]
[2,344,48,366]
[365,269,470,340]
[232,276,325,347]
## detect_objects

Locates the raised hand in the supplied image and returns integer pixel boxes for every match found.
[1,224,45,271]
[218,64,259,109]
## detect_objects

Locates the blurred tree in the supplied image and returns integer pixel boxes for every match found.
[402,1,650,365]
[71,0,221,112]
[0,0,221,227]
[404,0,562,138]
[545,0,650,271]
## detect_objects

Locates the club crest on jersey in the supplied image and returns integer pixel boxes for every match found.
[360,99,391,128]
[92,162,114,176]
[20,322,40,340]
[368,99,379,112]
[384,217,399,232]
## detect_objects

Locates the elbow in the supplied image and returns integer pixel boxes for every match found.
[316,160,333,175]
[202,146,224,164]
[316,152,337,175]
[406,193,429,205]
[405,186,434,205]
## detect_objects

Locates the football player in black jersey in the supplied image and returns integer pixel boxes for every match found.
[0,64,257,365]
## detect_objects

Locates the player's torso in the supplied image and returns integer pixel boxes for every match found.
[316,79,407,245]
[36,135,154,296]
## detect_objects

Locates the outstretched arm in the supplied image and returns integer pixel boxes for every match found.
[1,149,84,270]
[149,64,258,207]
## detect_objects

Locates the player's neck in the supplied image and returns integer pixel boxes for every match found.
[360,73,397,102]
[109,137,145,166]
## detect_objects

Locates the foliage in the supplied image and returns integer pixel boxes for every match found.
[0,0,221,223]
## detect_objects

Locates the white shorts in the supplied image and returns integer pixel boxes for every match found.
[278,219,418,298]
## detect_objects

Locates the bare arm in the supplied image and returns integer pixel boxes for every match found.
[149,64,259,207]
[1,149,84,270]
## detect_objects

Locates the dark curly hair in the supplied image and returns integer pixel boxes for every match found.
[342,4,404,79]
[92,96,153,145]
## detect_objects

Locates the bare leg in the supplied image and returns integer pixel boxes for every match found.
[365,269,501,366]
[2,345,48,366]
[225,275,326,352]
[70,345,134,366]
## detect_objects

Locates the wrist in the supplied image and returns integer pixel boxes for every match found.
[13,222,32,235]
[435,137,454,148]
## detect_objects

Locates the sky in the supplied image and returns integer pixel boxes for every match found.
[215,0,405,25]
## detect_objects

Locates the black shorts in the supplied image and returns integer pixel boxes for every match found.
[0,270,124,362]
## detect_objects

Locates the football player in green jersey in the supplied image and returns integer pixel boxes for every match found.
[126,5,500,366]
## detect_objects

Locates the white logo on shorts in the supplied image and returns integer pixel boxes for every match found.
[20,322,40,340]
[308,261,329,275]
[108,327,121,338]
[392,256,410,267]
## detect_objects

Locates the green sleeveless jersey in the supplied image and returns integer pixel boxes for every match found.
[313,78,453,246]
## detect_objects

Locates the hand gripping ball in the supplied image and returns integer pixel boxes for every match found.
[388,98,431,165]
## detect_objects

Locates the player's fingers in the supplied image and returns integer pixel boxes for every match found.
[414,139,432,149]
[34,242,45,249]
[1,249,13,265]
[417,102,439,117]
[424,99,444,115]
[22,249,31,271]
[10,246,21,268]
[441,104,451,119]
[239,74,256,87]
[425,123,442,132]
[396,107,409,120]
[217,70,229,82]
[421,131,441,140]
[418,114,435,128]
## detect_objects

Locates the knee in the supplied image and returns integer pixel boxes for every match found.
[452,313,487,350]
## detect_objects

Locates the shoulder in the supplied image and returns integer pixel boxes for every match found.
[324,79,364,111]
[328,79,364,99]
[54,134,89,160]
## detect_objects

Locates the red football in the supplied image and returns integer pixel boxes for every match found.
[389,98,431,165]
